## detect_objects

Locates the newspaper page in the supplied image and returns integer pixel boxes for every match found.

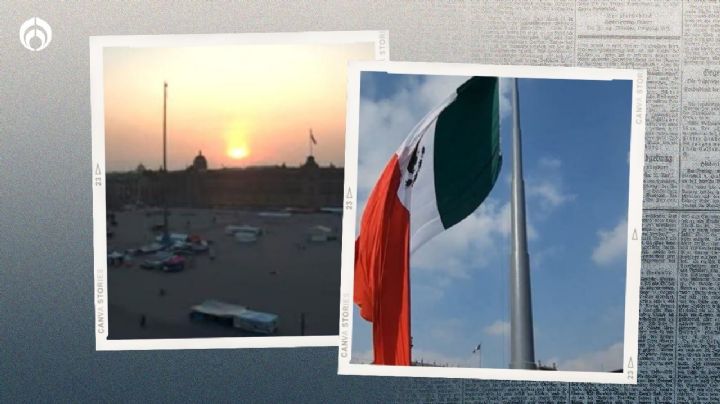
[371,0,718,401]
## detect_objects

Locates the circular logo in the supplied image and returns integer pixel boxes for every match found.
[19,17,52,51]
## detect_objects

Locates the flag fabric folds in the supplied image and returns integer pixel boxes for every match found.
[354,76,502,366]
[310,129,317,145]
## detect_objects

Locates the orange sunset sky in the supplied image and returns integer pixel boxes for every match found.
[103,42,375,172]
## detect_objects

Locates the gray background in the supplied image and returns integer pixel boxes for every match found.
[1,1,714,402]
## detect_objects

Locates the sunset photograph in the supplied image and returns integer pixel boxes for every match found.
[94,33,382,345]
[103,42,374,171]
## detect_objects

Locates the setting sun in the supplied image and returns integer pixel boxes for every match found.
[103,41,375,171]
[228,146,249,159]
[224,120,251,161]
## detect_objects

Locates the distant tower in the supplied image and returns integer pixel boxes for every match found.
[193,150,208,171]
[302,155,319,170]
[301,154,320,209]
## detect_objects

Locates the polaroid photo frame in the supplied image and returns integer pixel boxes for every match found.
[338,61,646,384]
[91,31,389,350]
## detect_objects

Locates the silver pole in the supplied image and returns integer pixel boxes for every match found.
[162,81,169,241]
[478,343,482,368]
[163,82,167,172]
[509,78,536,370]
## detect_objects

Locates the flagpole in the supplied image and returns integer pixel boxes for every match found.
[509,78,536,370]
[162,81,169,241]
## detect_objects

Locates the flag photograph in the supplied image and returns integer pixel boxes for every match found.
[338,62,646,384]
[90,31,388,351]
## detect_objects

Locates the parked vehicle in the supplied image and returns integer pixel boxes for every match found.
[169,240,193,254]
[139,242,164,254]
[189,300,278,335]
[307,225,337,242]
[162,255,185,272]
[140,252,174,270]
[107,251,124,266]
[190,240,209,253]
[225,225,263,236]
[155,233,189,243]
[235,232,258,243]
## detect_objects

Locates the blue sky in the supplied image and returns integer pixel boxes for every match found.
[351,72,632,372]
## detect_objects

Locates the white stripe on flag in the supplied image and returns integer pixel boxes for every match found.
[394,93,457,211]
[409,118,444,254]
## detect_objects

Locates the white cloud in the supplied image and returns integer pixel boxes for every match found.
[559,342,624,372]
[538,157,562,169]
[528,181,575,209]
[484,320,510,337]
[591,218,628,266]
[419,76,473,111]
[498,77,513,120]
[412,282,446,304]
[526,157,575,212]
[410,199,509,279]
[410,197,539,279]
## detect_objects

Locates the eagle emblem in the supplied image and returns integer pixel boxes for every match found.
[405,142,426,188]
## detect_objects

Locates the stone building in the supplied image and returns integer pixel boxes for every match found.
[106,151,343,210]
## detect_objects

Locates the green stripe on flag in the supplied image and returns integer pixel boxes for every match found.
[433,76,502,229]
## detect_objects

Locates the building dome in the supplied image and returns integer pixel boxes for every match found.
[302,155,319,169]
[193,150,208,171]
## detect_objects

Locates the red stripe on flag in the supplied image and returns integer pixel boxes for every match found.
[354,154,411,366]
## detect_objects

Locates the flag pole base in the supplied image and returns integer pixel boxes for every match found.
[510,360,537,370]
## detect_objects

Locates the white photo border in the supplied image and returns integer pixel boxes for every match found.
[91,30,389,351]
[337,61,646,384]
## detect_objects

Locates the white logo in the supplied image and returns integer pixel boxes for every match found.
[19,17,52,51]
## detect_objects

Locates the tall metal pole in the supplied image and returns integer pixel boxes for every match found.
[162,81,169,240]
[509,78,536,370]
[163,81,167,172]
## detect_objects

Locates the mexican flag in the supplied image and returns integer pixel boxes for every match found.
[354,76,502,365]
